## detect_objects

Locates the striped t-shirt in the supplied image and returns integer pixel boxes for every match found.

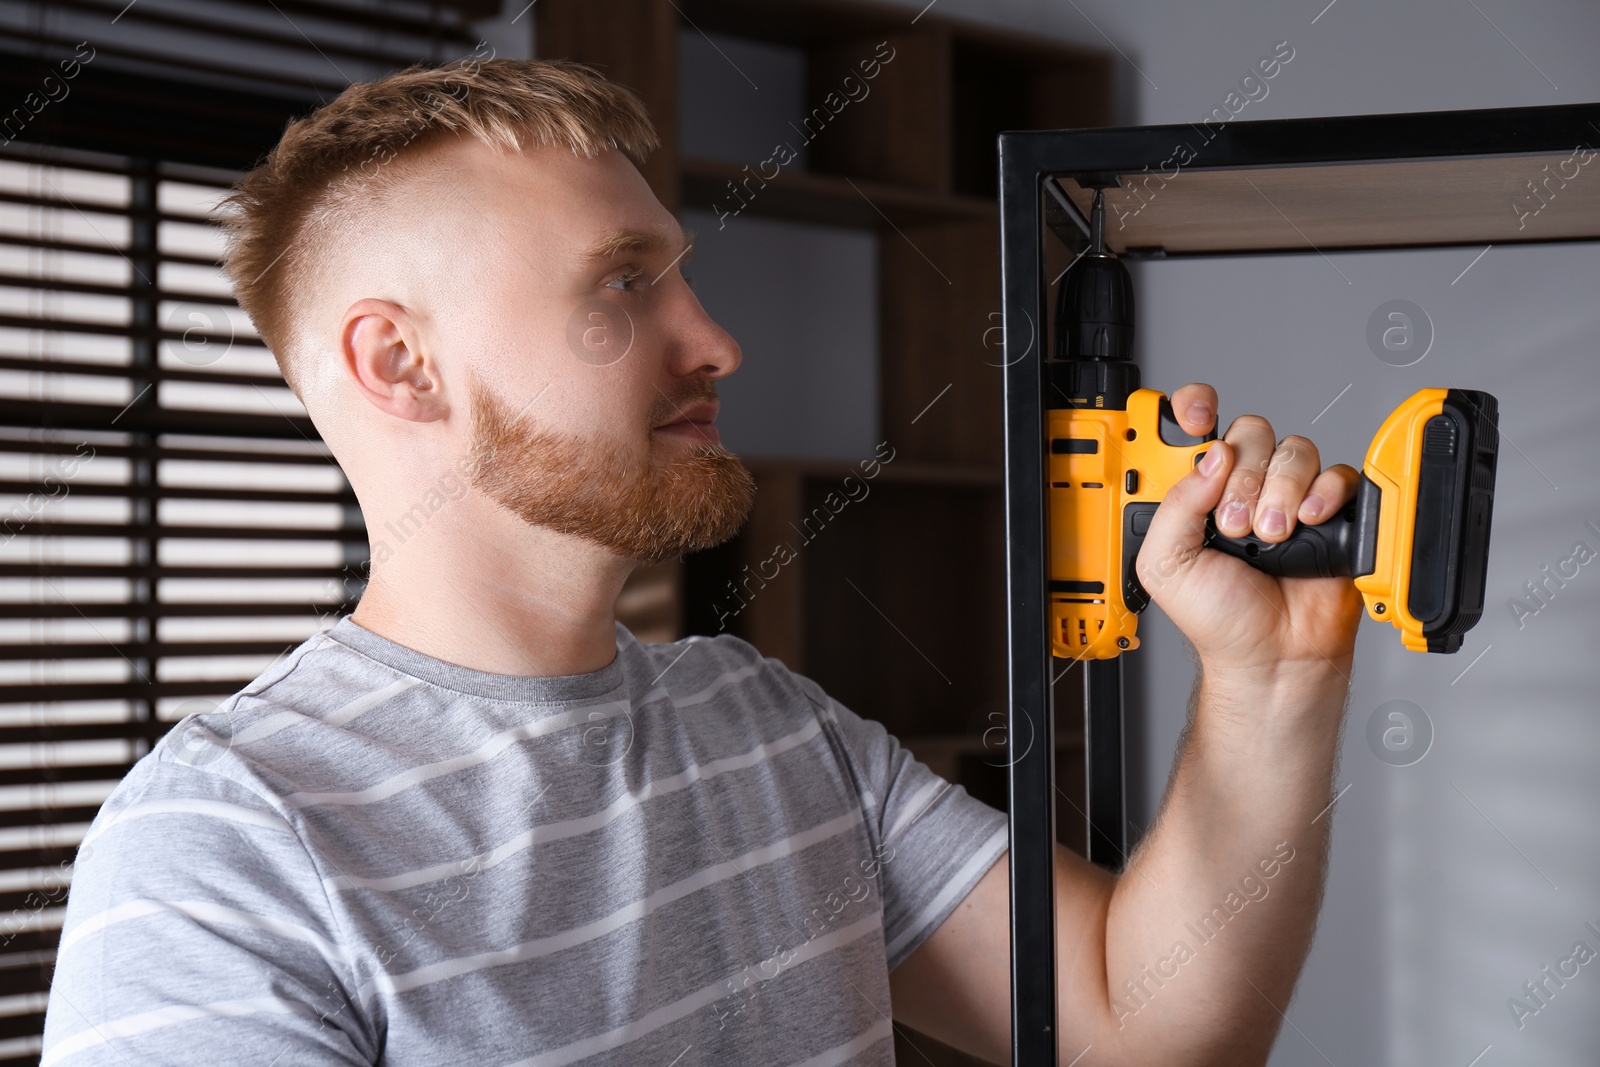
[42,615,1009,1066]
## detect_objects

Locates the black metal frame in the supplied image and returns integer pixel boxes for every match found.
[998,99,1600,1066]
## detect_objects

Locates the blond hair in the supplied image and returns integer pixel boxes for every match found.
[216,58,659,398]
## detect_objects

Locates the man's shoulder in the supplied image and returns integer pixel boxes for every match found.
[135,622,422,799]
[619,625,829,716]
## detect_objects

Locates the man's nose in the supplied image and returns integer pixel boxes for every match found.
[674,292,741,379]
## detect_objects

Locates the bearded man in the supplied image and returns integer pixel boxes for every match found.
[42,58,1362,1067]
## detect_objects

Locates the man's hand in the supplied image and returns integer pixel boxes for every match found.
[1136,383,1365,679]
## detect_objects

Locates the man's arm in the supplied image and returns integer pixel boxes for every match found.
[43,752,374,1066]
[889,385,1362,1065]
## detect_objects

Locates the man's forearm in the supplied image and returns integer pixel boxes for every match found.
[1089,659,1351,1065]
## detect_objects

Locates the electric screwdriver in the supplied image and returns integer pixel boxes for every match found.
[1048,189,1500,660]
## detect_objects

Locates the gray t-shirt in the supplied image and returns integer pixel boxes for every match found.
[42,616,1008,1066]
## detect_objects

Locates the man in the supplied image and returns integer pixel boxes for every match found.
[42,58,1362,1066]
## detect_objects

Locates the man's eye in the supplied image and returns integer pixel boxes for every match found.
[606,269,646,293]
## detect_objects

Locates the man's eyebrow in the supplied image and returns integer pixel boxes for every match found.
[579,226,693,264]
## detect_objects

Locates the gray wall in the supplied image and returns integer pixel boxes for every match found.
[681,1,1600,1063]
[678,30,880,463]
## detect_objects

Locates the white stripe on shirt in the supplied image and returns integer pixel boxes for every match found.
[58,898,347,965]
[366,808,866,1002]
[502,912,884,1067]
[41,995,313,1067]
[231,676,424,747]
[783,1016,893,1067]
[885,824,1007,963]
[651,661,763,710]
[885,779,947,842]
[327,716,826,895]
[324,676,425,727]
[78,799,290,852]
[282,705,606,808]
[285,664,761,809]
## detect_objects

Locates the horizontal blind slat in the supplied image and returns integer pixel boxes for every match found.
[0,271,238,306]
[0,313,267,348]
[0,189,216,227]
[0,640,303,659]
[0,603,347,619]
[0,440,334,466]
[0,523,358,540]
[0,721,170,745]
[0,929,59,954]
[0,1012,48,1042]
[0,566,352,581]
[0,806,104,830]
[0,28,351,100]
[49,0,478,69]
[0,357,289,391]
[0,480,355,504]
[0,231,223,269]
[0,400,317,439]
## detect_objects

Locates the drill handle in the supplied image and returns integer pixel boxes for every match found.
[1120,477,1380,612]
[1202,507,1357,578]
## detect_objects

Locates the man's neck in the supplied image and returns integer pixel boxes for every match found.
[347,518,635,680]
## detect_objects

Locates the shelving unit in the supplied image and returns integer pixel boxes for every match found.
[536,3,1114,1061]
[997,99,1600,1066]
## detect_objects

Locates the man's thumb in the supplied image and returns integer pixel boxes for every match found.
[1135,440,1233,600]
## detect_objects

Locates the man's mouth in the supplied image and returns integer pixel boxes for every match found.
[653,419,720,445]
[653,400,720,444]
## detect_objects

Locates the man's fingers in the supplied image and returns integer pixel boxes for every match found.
[1215,415,1277,538]
[1253,434,1321,542]
[1298,463,1362,524]
[1140,395,1354,593]
[1136,439,1233,597]
[1169,383,1219,437]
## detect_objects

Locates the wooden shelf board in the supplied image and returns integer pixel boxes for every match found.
[1058,150,1600,255]
[681,156,994,230]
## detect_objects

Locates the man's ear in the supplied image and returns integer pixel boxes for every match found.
[341,297,446,422]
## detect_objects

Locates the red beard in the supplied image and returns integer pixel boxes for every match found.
[465,371,755,564]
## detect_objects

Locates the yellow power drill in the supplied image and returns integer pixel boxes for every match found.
[1049,190,1500,661]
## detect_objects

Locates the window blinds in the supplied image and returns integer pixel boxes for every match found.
[0,1,500,1059]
